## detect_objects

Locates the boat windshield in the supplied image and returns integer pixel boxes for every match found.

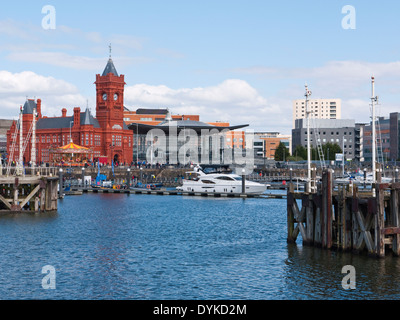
[233,177,242,181]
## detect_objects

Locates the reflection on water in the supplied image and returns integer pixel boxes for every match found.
[284,244,400,300]
[0,193,399,299]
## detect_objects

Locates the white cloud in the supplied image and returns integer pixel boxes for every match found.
[233,60,400,132]
[124,79,283,130]
[0,71,87,119]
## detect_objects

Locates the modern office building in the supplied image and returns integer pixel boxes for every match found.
[363,112,400,163]
[127,111,249,164]
[354,123,367,163]
[390,112,400,161]
[292,118,356,160]
[123,108,199,125]
[364,116,390,163]
[0,120,13,154]
[252,132,291,160]
[292,98,341,128]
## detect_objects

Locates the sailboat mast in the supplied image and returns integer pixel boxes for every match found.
[19,106,23,169]
[371,76,377,184]
[305,84,312,192]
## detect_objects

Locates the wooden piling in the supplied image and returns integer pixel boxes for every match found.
[287,171,400,258]
[0,174,59,213]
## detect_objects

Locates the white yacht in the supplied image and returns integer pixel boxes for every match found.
[176,166,269,194]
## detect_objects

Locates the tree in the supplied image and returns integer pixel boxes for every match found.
[293,145,307,161]
[322,143,342,161]
[274,142,290,161]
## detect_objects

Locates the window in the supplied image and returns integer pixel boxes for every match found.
[215,176,235,181]
[201,180,216,184]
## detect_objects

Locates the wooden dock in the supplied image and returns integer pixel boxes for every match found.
[287,169,400,258]
[0,167,59,213]
[64,186,288,199]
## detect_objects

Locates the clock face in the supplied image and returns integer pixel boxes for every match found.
[102,93,107,101]
[114,93,118,101]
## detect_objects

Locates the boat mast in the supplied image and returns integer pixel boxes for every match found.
[18,106,23,173]
[305,84,312,192]
[31,107,37,170]
[371,76,378,184]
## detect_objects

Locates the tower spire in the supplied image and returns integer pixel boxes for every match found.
[109,43,112,59]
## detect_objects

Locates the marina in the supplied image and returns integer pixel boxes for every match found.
[1,191,400,300]
[2,2,400,303]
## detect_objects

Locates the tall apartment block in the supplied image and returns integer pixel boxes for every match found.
[292,98,341,128]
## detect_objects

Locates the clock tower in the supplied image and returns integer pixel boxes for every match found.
[94,48,133,165]
[95,51,126,130]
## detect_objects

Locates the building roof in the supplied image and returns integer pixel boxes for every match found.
[128,119,248,135]
[22,100,36,115]
[37,112,101,130]
[295,118,355,129]
[102,58,119,76]
[136,108,169,115]
[82,108,92,125]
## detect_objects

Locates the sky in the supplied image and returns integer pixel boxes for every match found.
[0,0,399,134]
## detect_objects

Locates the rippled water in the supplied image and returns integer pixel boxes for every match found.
[0,192,400,300]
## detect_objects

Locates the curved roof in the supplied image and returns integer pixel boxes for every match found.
[128,120,248,135]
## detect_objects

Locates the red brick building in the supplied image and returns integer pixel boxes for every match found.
[7,56,133,165]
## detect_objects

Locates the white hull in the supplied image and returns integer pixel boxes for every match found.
[178,180,268,194]
[176,166,268,195]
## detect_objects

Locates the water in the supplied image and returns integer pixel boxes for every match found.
[1,192,400,300]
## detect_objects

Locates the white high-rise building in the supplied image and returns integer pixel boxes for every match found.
[292,98,341,128]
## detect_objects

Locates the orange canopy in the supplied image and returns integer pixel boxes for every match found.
[55,142,91,153]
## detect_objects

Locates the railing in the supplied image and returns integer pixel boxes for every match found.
[0,166,60,177]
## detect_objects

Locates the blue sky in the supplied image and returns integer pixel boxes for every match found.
[0,0,399,134]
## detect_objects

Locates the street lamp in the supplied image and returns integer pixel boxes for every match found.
[69,121,74,143]
[81,167,85,187]
[241,168,246,194]
[363,168,367,188]
[59,168,63,198]
[127,167,131,187]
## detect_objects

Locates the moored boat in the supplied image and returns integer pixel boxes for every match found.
[176,166,268,194]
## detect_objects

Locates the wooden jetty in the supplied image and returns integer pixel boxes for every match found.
[62,185,288,199]
[0,167,59,213]
[287,169,400,258]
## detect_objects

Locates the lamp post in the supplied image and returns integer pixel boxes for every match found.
[127,167,131,187]
[395,168,399,183]
[59,168,63,198]
[69,121,74,143]
[140,166,143,183]
[81,167,85,187]
[363,168,367,189]
[241,168,246,194]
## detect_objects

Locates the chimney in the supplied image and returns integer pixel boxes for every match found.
[62,108,67,117]
[73,107,81,127]
[36,99,42,118]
